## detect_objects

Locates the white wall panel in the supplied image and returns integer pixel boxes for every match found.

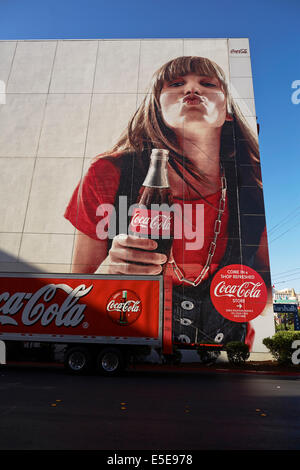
[230,57,252,77]
[138,40,183,93]
[0,41,16,84]
[22,263,71,273]
[184,39,229,79]
[136,92,146,109]
[0,158,35,232]
[37,93,91,157]
[245,116,258,135]
[230,77,254,99]
[7,41,56,93]
[50,40,98,93]
[94,40,140,93]
[85,93,137,157]
[234,98,256,117]
[19,233,74,264]
[0,94,47,157]
[0,233,22,262]
[24,157,83,234]
[82,157,93,175]
[252,304,275,352]
[0,262,34,272]
[0,261,71,273]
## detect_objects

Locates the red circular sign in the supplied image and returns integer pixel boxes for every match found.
[106,289,142,326]
[210,265,268,322]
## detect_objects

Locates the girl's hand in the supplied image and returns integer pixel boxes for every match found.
[95,234,167,275]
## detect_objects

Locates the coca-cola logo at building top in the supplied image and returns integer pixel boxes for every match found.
[106,290,142,326]
[210,265,268,322]
[230,49,248,54]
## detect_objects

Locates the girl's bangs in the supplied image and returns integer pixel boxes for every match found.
[154,56,226,90]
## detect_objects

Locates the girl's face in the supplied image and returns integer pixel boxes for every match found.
[159,73,231,135]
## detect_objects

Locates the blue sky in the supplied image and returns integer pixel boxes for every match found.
[1,0,299,291]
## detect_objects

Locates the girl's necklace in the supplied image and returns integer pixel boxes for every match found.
[168,171,227,287]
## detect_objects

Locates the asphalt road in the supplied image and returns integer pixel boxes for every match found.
[0,363,299,452]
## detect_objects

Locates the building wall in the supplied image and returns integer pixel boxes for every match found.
[0,38,258,274]
[0,38,274,351]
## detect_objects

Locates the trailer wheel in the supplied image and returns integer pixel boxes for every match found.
[64,347,92,374]
[97,347,124,376]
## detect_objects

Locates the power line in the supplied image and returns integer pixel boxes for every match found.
[273,267,300,277]
[269,218,300,244]
[274,276,300,285]
[268,205,300,235]
[273,268,300,279]
[273,271,300,282]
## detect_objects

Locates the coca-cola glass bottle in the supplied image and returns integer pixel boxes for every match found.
[129,148,174,264]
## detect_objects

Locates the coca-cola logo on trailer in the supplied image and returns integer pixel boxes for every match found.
[210,265,267,322]
[0,283,93,328]
[106,290,142,326]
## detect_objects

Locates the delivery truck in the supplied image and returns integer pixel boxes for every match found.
[0,272,175,375]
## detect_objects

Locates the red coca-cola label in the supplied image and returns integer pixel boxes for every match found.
[210,265,268,322]
[106,290,142,325]
[129,208,173,237]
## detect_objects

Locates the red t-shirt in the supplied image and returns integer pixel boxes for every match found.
[65,156,255,349]
[65,157,229,280]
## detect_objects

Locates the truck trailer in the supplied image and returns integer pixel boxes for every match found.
[0,273,175,375]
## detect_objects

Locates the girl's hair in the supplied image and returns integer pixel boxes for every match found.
[103,56,261,188]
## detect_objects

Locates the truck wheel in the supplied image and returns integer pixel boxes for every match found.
[97,347,124,376]
[64,347,92,374]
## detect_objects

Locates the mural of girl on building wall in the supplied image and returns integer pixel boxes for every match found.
[65,56,271,349]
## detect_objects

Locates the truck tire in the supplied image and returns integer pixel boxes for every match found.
[97,347,125,376]
[64,346,92,374]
